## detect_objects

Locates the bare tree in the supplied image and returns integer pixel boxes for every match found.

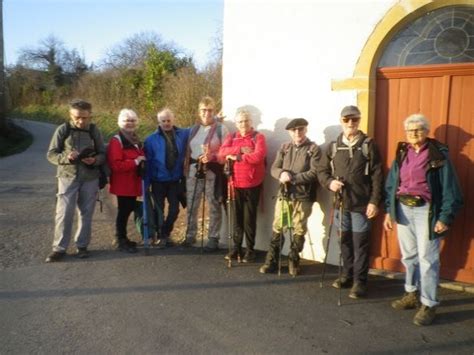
[100,31,192,70]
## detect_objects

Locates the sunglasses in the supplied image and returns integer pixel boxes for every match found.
[342,116,361,123]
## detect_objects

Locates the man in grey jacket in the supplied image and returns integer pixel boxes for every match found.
[45,99,106,262]
[259,118,321,276]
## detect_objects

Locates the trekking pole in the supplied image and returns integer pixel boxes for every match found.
[198,159,207,254]
[140,163,150,255]
[320,192,338,287]
[337,185,344,307]
[284,185,296,278]
[182,155,207,246]
[225,159,235,268]
[277,183,289,277]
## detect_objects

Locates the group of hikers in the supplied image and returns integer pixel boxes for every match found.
[44,97,463,326]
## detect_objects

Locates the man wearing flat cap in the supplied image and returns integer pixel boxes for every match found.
[259,118,321,276]
[317,105,383,298]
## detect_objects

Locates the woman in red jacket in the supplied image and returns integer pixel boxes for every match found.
[219,108,267,262]
[107,109,146,253]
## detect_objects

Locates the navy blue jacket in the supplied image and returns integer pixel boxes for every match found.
[144,127,190,183]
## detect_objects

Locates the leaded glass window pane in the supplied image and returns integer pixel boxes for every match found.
[379,6,474,67]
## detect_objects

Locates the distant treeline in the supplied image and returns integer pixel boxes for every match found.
[5,32,222,138]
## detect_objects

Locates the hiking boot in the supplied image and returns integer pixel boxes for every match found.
[349,282,367,299]
[125,238,137,248]
[203,238,219,252]
[259,263,277,274]
[45,251,65,263]
[119,243,138,253]
[154,238,167,250]
[332,277,353,289]
[180,238,196,247]
[224,249,242,261]
[413,305,436,326]
[242,249,256,263]
[288,259,300,277]
[75,247,90,259]
[391,291,421,310]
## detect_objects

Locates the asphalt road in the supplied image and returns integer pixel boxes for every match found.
[0,120,473,354]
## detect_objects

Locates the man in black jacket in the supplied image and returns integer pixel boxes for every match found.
[317,105,383,298]
[259,118,321,276]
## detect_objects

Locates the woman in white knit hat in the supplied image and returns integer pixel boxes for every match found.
[107,109,146,253]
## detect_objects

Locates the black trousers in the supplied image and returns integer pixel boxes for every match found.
[341,231,370,283]
[116,196,137,239]
[233,185,261,250]
[151,181,180,238]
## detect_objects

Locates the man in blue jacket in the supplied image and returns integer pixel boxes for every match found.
[145,108,190,248]
[383,113,463,326]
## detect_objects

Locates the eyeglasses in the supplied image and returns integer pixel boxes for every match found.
[290,126,306,132]
[406,128,426,135]
[237,119,250,124]
[342,116,360,123]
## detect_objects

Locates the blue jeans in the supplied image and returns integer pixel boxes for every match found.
[334,210,371,283]
[396,202,440,307]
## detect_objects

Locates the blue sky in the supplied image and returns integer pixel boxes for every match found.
[4,0,224,69]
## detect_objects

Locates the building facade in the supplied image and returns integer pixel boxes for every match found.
[222,0,474,283]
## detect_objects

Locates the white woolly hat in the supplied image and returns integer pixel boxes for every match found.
[117,109,138,128]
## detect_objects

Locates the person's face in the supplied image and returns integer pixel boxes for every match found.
[288,126,307,145]
[199,104,215,125]
[158,113,174,131]
[70,108,91,129]
[235,114,252,135]
[340,115,361,138]
[405,122,428,148]
[122,116,138,132]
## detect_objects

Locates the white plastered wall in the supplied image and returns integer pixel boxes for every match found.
[222,0,394,263]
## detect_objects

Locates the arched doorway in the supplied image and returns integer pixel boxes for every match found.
[370,5,474,283]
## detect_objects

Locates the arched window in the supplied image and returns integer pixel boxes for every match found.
[379,6,474,67]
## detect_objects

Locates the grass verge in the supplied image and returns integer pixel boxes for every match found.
[0,120,34,157]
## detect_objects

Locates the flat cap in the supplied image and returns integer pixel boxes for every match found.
[340,105,361,117]
[285,118,308,130]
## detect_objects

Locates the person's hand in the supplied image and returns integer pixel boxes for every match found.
[241,146,253,154]
[434,221,449,234]
[135,156,146,165]
[200,152,211,164]
[366,203,379,219]
[81,156,96,165]
[279,171,292,184]
[226,154,238,161]
[329,179,344,193]
[68,149,79,161]
[383,213,393,231]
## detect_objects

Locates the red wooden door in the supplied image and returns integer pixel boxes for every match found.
[371,63,474,284]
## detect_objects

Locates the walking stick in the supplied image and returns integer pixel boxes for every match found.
[140,163,150,255]
[277,184,285,277]
[284,185,296,278]
[198,159,207,254]
[320,192,339,287]
[225,159,235,268]
[337,187,344,307]
[182,157,206,246]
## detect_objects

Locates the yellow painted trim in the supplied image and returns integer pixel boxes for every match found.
[332,0,474,135]
[331,77,369,91]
